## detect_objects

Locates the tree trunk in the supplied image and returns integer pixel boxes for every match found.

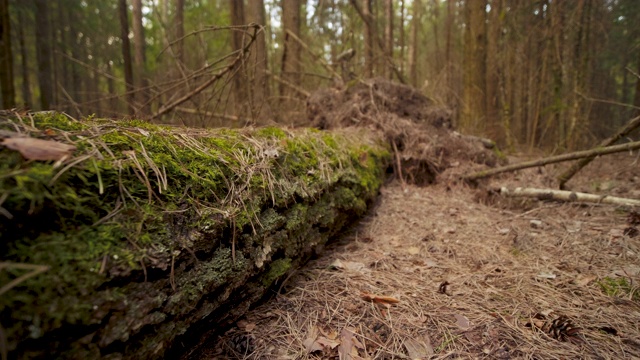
[0,0,15,108]
[634,46,640,118]
[132,0,148,115]
[408,0,420,87]
[362,0,374,78]
[398,0,405,74]
[462,0,487,132]
[175,0,184,64]
[16,11,31,107]
[34,0,53,110]
[431,0,441,71]
[281,0,302,104]
[118,0,135,115]
[246,0,271,122]
[485,0,503,144]
[229,0,247,115]
[384,0,393,79]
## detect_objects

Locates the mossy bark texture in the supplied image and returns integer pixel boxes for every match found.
[0,114,389,359]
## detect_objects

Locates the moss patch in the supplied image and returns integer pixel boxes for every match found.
[0,113,389,359]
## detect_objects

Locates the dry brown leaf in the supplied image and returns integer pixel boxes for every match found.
[303,337,323,354]
[407,246,420,255]
[404,336,434,359]
[360,292,400,305]
[316,336,340,349]
[330,259,368,273]
[575,274,597,287]
[2,137,76,161]
[454,314,470,329]
[338,328,356,360]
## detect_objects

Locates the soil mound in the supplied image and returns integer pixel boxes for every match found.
[307,78,503,185]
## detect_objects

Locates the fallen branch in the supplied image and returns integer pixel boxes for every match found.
[498,187,640,207]
[152,24,259,119]
[558,115,640,189]
[464,140,640,182]
[266,70,310,97]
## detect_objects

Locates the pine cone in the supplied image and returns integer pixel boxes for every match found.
[541,315,582,342]
[226,331,255,356]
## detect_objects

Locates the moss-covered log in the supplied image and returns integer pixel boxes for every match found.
[0,114,389,359]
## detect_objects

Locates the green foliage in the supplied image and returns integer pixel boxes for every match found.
[598,276,639,300]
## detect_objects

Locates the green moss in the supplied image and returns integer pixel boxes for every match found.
[261,258,292,287]
[598,276,638,300]
[0,113,390,358]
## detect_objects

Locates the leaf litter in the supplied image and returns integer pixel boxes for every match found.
[205,153,640,359]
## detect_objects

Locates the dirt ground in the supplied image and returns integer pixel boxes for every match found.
[200,151,640,359]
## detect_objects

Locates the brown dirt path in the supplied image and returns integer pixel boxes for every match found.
[201,153,640,359]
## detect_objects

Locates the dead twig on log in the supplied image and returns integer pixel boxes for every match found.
[558,115,640,189]
[464,140,640,182]
[498,187,640,207]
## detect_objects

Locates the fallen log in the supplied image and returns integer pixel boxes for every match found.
[463,140,640,182]
[557,115,640,189]
[0,113,390,359]
[497,187,640,207]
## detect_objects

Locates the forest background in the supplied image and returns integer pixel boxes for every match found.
[0,0,639,151]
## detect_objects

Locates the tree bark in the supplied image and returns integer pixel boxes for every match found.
[34,0,53,110]
[0,0,15,108]
[132,0,148,115]
[362,0,374,78]
[174,0,184,64]
[281,0,302,103]
[384,0,393,79]
[462,0,487,131]
[408,0,420,87]
[246,0,271,122]
[16,11,31,107]
[229,0,247,115]
[118,0,135,115]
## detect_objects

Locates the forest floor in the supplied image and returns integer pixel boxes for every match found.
[203,151,640,359]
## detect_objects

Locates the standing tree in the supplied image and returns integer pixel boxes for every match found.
[119,0,134,115]
[383,0,393,79]
[34,0,53,110]
[0,0,15,108]
[281,0,301,104]
[175,0,184,64]
[246,0,271,121]
[16,9,32,107]
[229,0,247,114]
[132,0,148,114]
[462,0,487,132]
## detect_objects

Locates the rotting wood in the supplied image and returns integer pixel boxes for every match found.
[464,140,640,182]
[558,115,640,189]
[498,187,640,207]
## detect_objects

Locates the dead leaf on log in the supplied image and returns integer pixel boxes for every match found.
[1,137,76,161]
[360,292,400,306]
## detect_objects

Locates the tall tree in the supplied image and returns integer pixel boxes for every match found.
[119,0,134,115]
[16,10,31,107]
[246,0,271,121]
[132,0,148,114]
[175,0,184,64]
[462,0,487,131]
[229,0,247,113]
[408,0,421,87]
[281,0,302,101]
[34,0,53,110]
[0,0,15,108]
[383,0,393,79]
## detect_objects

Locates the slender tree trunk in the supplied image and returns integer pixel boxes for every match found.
[431,0,441,71]
[444,0,453,101]
[462,0,487,132]
[281,0,302,103]
[247,0,271,122]
[118,0,134,115]
[408,0,420,87]
[384,0,393,79]
[34,0,53,110]
[132,0,148,115]
[399,0,405,74]
[0,0,15,108]
[361,0,374,77]
[485,0,502,144]
[68,5,83,114]
[229,0,247,116]
[634,42,640,117]
[16,11,31,107]
[175,0,184,64]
